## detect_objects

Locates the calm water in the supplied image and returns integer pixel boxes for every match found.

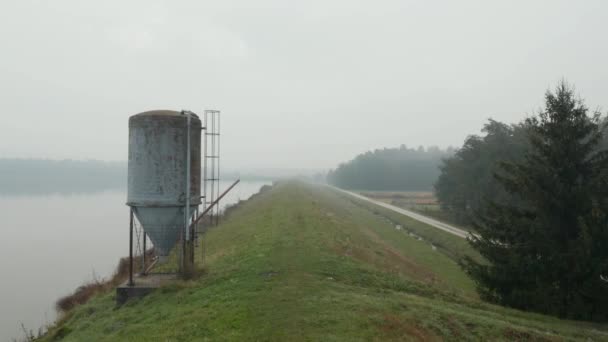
[0,180,269,341]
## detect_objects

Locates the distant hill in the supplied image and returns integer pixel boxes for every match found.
[0,159,126,195]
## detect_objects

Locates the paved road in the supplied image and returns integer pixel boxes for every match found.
[330,186,470,239]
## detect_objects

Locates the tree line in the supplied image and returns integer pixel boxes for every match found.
[0,159,126,195]
[330,81,608,321]
[327,146,453,191]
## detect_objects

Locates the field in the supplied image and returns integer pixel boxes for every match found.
[360,191,465,229]
[41,181,608,341]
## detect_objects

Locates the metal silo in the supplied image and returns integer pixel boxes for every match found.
[126,110,201,258]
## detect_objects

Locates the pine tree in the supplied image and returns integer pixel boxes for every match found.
[435,119,529,225]
[463,81,608,320]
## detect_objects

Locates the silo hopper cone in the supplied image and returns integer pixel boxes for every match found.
[133,206,185,258]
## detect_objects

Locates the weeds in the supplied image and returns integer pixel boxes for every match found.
[55,249,154,313]
[11,323,43,342]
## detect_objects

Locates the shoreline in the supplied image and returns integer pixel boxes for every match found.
[27,183,274,341]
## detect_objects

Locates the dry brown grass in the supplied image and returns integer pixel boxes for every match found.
[56,249,154,312]
[361,191,438,206]
[379,314,441,341]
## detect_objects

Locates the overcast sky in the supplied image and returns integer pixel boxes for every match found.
[1,0,606,170]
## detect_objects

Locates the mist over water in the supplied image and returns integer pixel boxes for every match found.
[0,180,268,341]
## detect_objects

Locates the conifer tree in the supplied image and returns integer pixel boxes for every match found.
[463,82,608,320]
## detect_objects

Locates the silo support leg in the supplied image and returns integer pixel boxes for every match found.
[128,208,134,287]
[141,232,147,275]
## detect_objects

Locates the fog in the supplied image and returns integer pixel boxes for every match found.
[1,0,606,170]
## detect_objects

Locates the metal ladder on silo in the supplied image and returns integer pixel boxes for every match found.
[202,109,221,230]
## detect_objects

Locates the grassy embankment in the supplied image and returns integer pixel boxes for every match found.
[42,181,608,341]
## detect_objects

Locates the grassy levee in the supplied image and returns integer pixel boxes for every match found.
[42,181,608,341]
[331,191,479,263]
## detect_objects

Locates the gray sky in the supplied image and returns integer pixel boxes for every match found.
[1,0,606,170]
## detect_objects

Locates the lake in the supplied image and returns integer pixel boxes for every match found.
[0,180,269,341]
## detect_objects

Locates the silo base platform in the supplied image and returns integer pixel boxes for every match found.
[116,274,177,305]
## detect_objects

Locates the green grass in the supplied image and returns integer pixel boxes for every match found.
[356,190,470,232]
[359,191,472,231]
[339,191,479,263]
[42,181,608,341]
